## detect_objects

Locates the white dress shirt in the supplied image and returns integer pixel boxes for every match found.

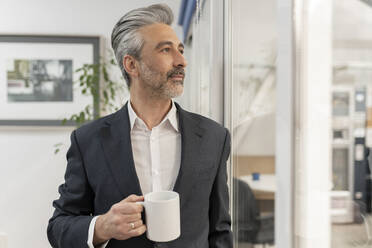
[87,100,181,248]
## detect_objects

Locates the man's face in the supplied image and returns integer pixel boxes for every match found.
[136,23,187,99]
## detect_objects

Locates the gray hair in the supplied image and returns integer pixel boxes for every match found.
[111,4,174,87]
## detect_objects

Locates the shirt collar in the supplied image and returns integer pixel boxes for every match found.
[127,99,179,132]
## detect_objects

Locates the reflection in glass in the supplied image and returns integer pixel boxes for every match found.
[230,0,277,247]
[331,0,372,246]
[332,92,350,116]
[332,148,349,190]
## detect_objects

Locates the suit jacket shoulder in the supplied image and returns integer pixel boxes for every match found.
[175,102,229,142]
[73,107,124,148]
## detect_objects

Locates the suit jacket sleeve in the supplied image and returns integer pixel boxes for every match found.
[208,129,233,248]
[47,130,94,248]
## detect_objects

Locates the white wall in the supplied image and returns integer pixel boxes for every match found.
[0,1,181,247]
[333,0,372,41]
[0,127,72,248]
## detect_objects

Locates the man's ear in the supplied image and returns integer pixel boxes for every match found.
[123,55,139,79]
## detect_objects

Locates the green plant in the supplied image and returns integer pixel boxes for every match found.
[54,56,126,154]
[66,57,126,125]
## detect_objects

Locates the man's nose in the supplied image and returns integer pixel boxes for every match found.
[174,51,187,68]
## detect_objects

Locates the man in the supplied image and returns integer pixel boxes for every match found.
[47,4,232,248]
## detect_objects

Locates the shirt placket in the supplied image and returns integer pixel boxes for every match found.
[150,127,161,192]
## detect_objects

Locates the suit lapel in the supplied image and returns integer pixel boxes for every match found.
[173,103,204,207]
[100,103,143,198]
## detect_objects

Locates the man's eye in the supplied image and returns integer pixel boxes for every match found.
[161,48,170,53]
[179,50,184,55]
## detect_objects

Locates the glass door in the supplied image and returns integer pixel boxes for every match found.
[331,0,372,246]
[227,1,277,247]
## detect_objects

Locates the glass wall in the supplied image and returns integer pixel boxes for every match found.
[178,0,224,123]
[227,0,372,247]
[331,0,372,246]
[229,0,277,247]
[186,0,372,247]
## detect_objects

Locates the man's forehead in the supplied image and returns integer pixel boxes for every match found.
[155,41,184,49]
[139,23,182,47]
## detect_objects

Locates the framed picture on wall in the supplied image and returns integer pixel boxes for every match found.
[0,35,100,126]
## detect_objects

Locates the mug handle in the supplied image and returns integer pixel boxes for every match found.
[136,201,145,207]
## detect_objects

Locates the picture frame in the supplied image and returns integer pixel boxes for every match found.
[0,35,100,126]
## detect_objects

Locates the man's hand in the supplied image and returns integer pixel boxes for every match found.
[93,194,146,245]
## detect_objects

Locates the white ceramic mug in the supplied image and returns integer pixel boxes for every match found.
[137,191,180,242]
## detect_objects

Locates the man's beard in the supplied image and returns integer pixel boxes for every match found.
[139,62,185,99]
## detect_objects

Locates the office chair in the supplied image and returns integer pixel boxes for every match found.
[233,178,274,248]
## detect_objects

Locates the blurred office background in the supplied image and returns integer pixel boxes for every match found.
[1,0,372,248]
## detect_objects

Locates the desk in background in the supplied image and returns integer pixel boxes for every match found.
[239,174,276,212]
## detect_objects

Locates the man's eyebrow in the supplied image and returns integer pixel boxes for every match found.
[155,41,185,50]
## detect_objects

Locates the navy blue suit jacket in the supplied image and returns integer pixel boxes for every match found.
[47,102,232,248]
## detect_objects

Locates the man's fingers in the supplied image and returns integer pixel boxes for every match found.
[112,201,143,214]
[133,219,143,228]
[129,224,146,237]
[124,213,142,223]
[123,194,144,203]
[126,219,143,231]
